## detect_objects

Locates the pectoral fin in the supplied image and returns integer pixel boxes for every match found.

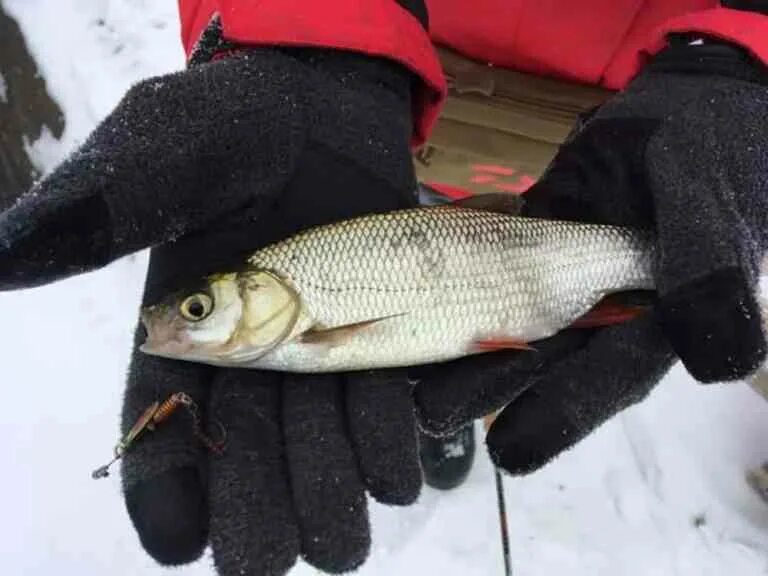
[301,314,404,347]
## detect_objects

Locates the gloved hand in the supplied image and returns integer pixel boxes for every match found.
[414,37,768,475]
[0,47,424,574]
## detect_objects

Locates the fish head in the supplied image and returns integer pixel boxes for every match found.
[139,273,244,363]
[139,270,301,365]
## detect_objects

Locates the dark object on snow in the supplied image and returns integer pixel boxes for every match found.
[747,463,768,504]
[0,44,427,575]
[419,423,476,491]
[413,37,768,475]
[691,513,707,528]
[0,6,64,211]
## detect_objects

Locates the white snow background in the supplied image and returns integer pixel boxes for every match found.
[1,1,767,575]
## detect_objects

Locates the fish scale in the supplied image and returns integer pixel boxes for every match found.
[240,206,656,372]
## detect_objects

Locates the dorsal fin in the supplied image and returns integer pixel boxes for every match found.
[452,193,525,215]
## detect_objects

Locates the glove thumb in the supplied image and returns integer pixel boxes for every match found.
[646,102,767,383]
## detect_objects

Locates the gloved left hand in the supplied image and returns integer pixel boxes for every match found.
[413,36,768,475]
[0,46,424,575]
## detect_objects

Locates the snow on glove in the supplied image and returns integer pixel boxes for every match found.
[414,37,768,474]
[0,47,424,575]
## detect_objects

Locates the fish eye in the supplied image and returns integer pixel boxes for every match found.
[180,293,213,322]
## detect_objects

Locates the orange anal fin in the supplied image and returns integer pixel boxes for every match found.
[571,302,649,329]
[472,338,536,352]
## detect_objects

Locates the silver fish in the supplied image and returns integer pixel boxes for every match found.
[139,198,655,372]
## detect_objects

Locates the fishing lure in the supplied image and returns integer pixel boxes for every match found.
[91,392,226,479]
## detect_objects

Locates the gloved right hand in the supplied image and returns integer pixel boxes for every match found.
[0,47,426,575]
[413,36,768,476]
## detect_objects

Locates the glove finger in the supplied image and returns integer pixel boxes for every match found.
[282,374,369,573]
[345,369,422,505]
[120,325,214,565]
[0,53,305,291]
[657,268,765,383]
[412,328,593,436]
[207,369,300,576]
[487,313,675,475]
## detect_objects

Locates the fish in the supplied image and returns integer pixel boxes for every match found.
[139,194,656,373]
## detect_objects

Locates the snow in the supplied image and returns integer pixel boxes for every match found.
[1,1,767,575]
[23,126,64,176]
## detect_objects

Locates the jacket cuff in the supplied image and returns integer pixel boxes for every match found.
[179,0,446,148]
[605,7,768,88]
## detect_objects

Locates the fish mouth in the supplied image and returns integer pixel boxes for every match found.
[139,338,193,358]
[139,309,194,359]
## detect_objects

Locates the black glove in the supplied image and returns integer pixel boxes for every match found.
[0,47,424,574]
[414,37,768,474]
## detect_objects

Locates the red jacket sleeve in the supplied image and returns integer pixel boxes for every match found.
[605,6,768,88]
[177,0,446,148]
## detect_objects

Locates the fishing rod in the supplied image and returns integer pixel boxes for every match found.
[493,465,512,575]
[484,414,512,576]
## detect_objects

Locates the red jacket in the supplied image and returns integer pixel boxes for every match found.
[177,1,768,146]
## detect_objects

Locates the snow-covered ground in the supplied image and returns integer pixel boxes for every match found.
[1,1,767,575]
